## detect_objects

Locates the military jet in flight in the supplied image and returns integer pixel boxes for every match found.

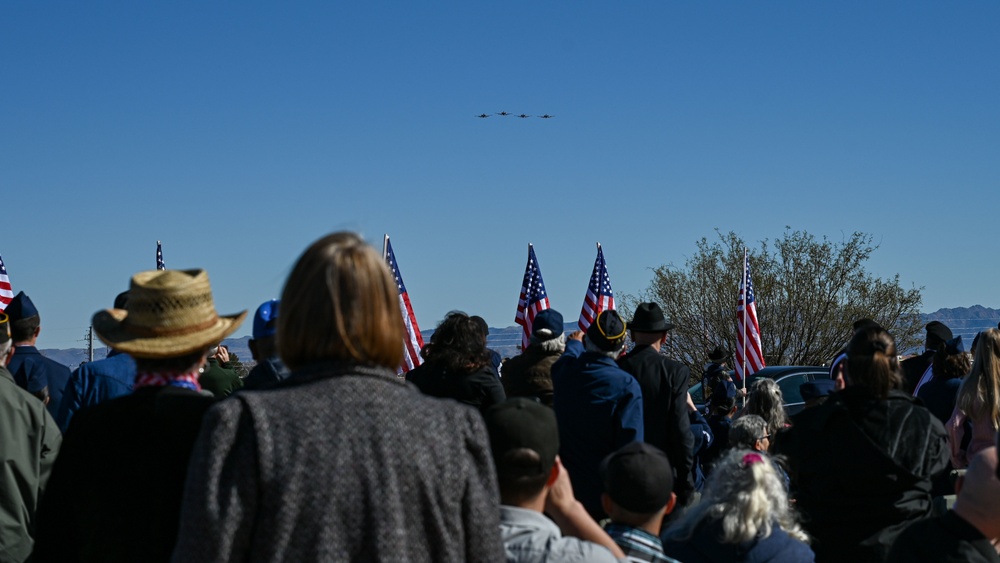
[496,111,512,116]
[476,113,490,118]
[539,114,555,119]
[517,114,531,118]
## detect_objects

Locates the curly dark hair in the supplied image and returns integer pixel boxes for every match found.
[932,347,971,380]
[420,311,490,374]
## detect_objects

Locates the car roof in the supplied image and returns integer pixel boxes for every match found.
[747,365,829,379]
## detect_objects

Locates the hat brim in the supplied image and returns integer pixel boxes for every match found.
[93,308,248,359]
[628,321,675,333]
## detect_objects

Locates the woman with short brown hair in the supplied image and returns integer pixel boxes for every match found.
[172,232,503,562]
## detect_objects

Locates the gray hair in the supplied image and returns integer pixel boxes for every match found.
[531,332,567,353]
[0,339,10,362]
[662,448,809,545]
[730,415,769,450]
[584,335,623,359]
[745,378,789,436]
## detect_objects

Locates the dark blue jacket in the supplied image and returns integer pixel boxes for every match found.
[56,351,136,431]
[689,410,713,491]
[552,339,643,519]
[703,415,733,473]
[242,356,290,391]
[9,345,71,421]
[662,518,815,563]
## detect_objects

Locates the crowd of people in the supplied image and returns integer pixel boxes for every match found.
[2,231,1000,562]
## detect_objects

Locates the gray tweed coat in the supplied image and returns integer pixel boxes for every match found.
[171,363,503,562]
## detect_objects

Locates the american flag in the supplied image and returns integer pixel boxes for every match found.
[736,250,765,383]
[515,244,550,349]
[578,243,615,332]
[156,241,165,270]
[383,236,424,374]
[0,253,13,311]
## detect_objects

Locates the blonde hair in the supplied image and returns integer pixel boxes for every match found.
[745,378,788,437]
[957,328,1000,431]
[663,449,808,545]
[278,232,404,371]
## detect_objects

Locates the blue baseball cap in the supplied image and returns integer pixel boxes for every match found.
[253,299,279,339]
[532,309,564,340]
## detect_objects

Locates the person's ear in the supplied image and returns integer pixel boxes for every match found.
[33,326,41,338]
[664,492,677,515]
[4,345,15,366]
[601,493,614,516]
[546,458,560,488]
[954,474,965,496]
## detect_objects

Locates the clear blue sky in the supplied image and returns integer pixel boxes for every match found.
[3,2,998,349]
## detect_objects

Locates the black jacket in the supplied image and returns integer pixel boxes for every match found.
[900,350,933,395]
[406,363,505,414]
[617,345,695,503]
[774,387,949,562]
[32,386,216,563]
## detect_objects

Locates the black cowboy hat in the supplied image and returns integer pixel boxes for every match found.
[708,345,728,362]
[628,303,674,333]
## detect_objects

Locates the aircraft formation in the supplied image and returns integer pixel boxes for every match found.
[477,112,554,119]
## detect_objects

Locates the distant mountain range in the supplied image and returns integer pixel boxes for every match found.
[37,306,1000,370]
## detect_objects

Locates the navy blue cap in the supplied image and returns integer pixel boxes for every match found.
[945,335,964,355]
[532,309,564,340]
[253,299,279,339]
[587,310,627,351]
[6,291,38,321]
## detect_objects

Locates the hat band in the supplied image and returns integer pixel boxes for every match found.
[124,314,221,337]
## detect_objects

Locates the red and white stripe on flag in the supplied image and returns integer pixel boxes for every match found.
[384,237,424,374]
[736,252,765,382]
[0,253,13,312]
[578,244,615,332]
[515,244,551,349]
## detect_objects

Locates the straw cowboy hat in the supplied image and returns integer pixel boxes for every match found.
[93,269,246,359]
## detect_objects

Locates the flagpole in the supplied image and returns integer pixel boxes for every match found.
[742,248,748,399]
[382,234,389,260]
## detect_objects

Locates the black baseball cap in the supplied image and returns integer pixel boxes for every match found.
[600,441,674,514]
[485,398,559,477]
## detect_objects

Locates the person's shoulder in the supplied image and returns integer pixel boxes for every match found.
[40,354,71,375]
[0,373,50,420]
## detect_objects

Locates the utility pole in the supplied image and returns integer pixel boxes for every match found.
[82,326,94,363]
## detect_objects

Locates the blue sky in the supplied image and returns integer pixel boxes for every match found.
[3,2,998,349]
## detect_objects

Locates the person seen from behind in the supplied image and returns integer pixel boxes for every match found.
[741,378,788,446]
[0,312,61,563]
[485,397,625,562]
[600,441,681,562]
[171,232,503,562]
[660,449,814,563]
[406,310,506,414]
[501,308,565,406]
[241,299,290,390]
[551,309,644,519]
[773,324,949,562]
[888,446,1000,563]
[32,269,246,563]
[947,328,1000,469]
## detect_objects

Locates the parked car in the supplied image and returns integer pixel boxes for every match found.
[689,365,831,416]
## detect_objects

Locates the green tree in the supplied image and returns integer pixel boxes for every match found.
[623,229,923,376]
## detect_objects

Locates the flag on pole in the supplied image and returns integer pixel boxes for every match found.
[383,236,424,374]
[578,243,615,332]
[736,250,765,383]
[514,244,550,349]
[0,253,13,311]
[156,241,165,270]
